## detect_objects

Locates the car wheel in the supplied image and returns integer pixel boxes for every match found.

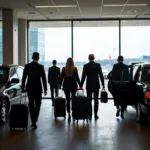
[0,99,9,124]
[137,102,148,123]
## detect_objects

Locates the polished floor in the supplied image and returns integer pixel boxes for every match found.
[1,100,150,150]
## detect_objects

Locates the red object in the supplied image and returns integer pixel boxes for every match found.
[145,91,150,99]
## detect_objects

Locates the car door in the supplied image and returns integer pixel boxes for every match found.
[4,67,20,100]
[16,66,24,96]
[133,65,144,104]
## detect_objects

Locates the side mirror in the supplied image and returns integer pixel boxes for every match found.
[11,78,20,84]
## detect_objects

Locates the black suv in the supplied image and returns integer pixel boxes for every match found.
[132,62,150,123]
[0,65,24,124]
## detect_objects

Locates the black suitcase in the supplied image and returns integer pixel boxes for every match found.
[101,90,108,103]
[54,90,66,119]
[9,93,28,131]
[72,90,89,123]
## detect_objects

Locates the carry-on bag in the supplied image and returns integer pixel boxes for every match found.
[9,93,28,131]
[54,89,66,119]
[72,90,89,123]
[101,89,108,103]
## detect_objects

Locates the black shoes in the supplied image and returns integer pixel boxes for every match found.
[68,114,71,122]
[121,113,124,118]
[88,115,99,120]
[31,123,37,129]
[116,109,120,117]
[88,115,92,120]
[95,116,99,120]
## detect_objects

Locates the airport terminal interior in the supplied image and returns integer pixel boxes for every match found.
[1,0,150,149]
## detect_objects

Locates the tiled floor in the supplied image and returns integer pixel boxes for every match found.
[1,100,150,150]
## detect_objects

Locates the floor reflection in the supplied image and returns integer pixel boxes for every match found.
[0,100,150,150]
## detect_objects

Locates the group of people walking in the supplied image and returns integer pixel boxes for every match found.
[48,54,105,121]
[21,52,128,129]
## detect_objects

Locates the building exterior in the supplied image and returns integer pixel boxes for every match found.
[0,28,2,64]
[28,28,45,65]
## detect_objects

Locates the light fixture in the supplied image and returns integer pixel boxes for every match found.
[127,10,137,13]
[102,15,136,17]
[103,4,147,7]
[35,5,77,8]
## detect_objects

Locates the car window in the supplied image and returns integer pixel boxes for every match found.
[16,67,23,80]
[133,65,140,80]
[0,67,9,83]
[133,66,141,83]
[142,67,150,82]
[10,68,19,80]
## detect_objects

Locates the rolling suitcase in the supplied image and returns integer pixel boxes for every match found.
[101,89,108,103]
[9,93,28,131]
[54,90,66,119]
[72,90,89,123]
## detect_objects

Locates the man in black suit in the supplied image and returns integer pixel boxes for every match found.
[48,60,60,106]
[21,52,47,128]
[81,54,105,120]
[111,56,129,118]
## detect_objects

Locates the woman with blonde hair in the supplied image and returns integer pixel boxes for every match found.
[60,57,81,121]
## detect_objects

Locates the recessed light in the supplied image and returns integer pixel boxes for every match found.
[103,4,147,7]
[127,10,137,13]
[35,5,77,8]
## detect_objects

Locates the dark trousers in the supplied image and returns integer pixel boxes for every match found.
[27,92,42,123]
[116,105,125,114]
[64,88,76,113]
[86,89,99,116]
[50,85,58,103]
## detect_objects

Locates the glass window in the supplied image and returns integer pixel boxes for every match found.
[10,68,18,80]
[74,21,119,98]
[16,67,23,80]
[142,66,150,82]
[121,20,150,65]
[0,21,3,64]
[133,65,140,81]
[28,21,71,98]
[0,67,8,83]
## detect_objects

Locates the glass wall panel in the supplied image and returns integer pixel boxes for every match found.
[73,21,119,98]
[121,20,150,64]
[0,21,2,64]
[28,21,71,98]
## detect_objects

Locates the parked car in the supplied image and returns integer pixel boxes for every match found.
[0,65,24,124]
[131,62,150,123]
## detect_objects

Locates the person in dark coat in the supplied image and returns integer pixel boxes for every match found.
[21,52,47,128]
[60,57,81,121]
[111,55,129,118]
[80,54,105,120]
[48,60,60,106]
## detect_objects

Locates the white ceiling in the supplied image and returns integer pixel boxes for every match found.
[0,0,150,20]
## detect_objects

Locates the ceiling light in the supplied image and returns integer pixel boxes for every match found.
[35,5,77,8]
[102,15,136,17]
[103,4,147,7]
[127,10,137,13]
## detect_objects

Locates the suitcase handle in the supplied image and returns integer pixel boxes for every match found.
[77,89,84,96]
[20,92,26,104]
